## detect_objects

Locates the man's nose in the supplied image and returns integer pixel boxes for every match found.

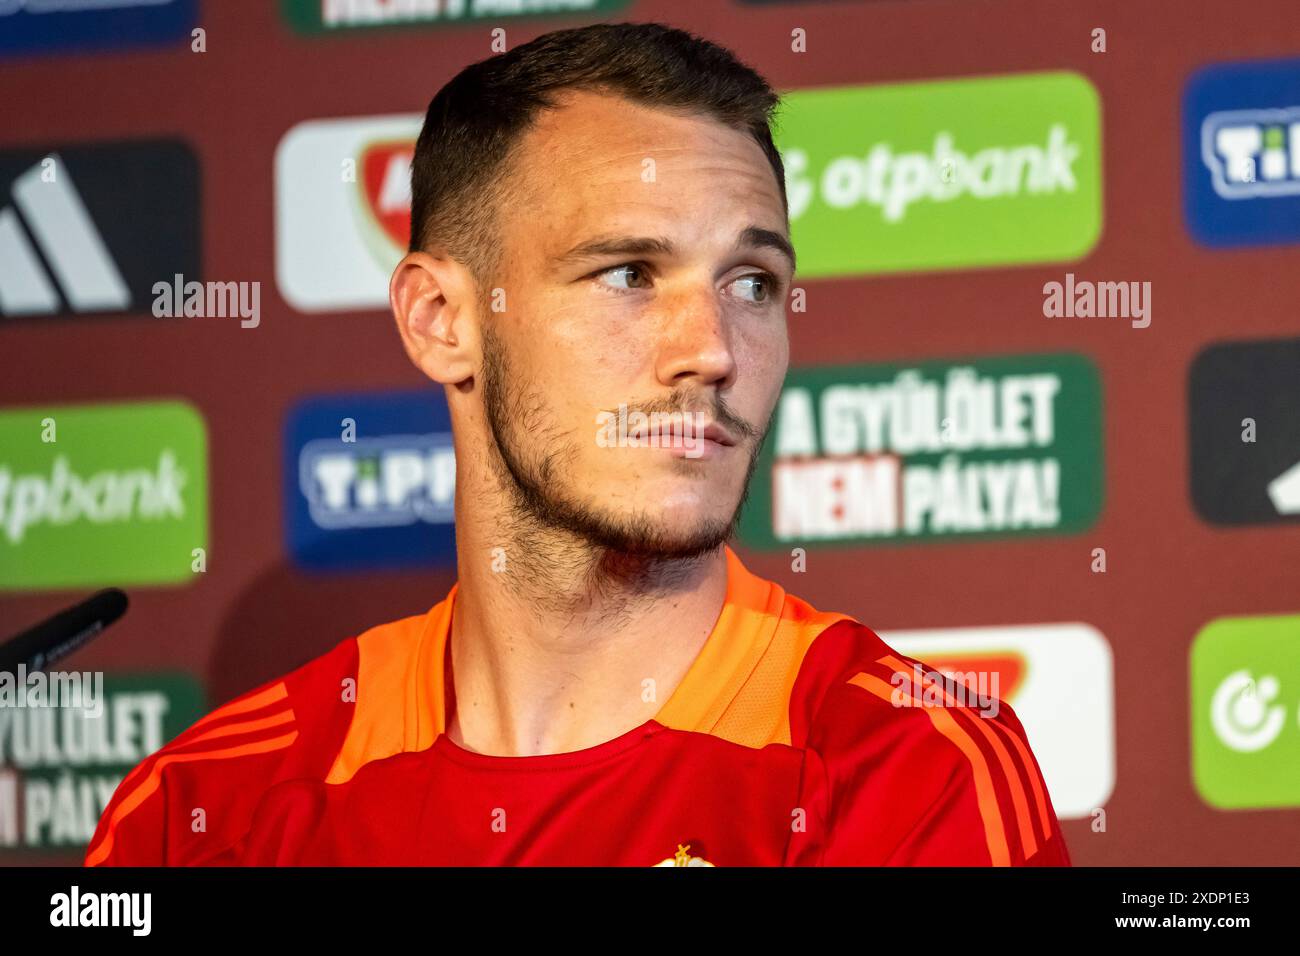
[653,284,737,390]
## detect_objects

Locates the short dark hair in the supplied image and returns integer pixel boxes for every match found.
[408,21,787,288]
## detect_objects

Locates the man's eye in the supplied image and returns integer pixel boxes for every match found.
[731,273,776,303]
[596,264,652,290]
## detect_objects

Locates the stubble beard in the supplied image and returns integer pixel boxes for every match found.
[478,322,768,575]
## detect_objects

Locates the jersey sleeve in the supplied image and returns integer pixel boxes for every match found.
[869,692,1071,866]
[84,638,359,867]
[793,625,1071,866]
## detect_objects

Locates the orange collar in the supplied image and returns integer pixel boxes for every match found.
[411,546,793,746]
[328,545,847,784]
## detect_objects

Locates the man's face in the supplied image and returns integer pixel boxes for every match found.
[479,90,791,558]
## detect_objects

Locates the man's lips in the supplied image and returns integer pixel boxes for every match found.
[626,419,737,447]
[699,422,736,447]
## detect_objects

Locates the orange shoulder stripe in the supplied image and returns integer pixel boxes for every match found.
[108,682,293,798]
[85,728,298,867]
[189,683,289,734]
[989,715,1053,838]
[848,670,1011,866]
[878,653,1040,858]
[166,708,296,752]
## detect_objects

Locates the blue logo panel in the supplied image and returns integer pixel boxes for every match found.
[1184,58,1300,248]
[0,0,197,58]
[284,390,457,573]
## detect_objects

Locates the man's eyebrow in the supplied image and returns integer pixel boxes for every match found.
[555,235,676,265]
[554,227,796,273]
[738,226,796,273]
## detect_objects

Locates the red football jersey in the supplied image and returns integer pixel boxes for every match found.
[85,548,1070,866]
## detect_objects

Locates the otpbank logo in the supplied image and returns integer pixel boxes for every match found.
[284,390,456,572]
[1184,58,1300,247]
[0,401,208,591]
[735,353,1104,549]
[775,71,1102,277]
[1192,615,1300,809]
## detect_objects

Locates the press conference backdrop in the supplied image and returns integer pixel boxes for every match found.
[2,0,1298,866]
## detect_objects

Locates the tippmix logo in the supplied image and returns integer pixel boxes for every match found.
[1184,57,1300,247]
[285,390,457,571]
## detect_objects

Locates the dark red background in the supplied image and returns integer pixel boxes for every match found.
[2,0,1298,865]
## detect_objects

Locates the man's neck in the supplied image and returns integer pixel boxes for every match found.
[445,528,729,757]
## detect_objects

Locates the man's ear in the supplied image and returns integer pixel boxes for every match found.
[390,251,479,385]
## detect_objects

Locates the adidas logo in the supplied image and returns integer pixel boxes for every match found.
[0,155,129,316]
[0,142,199,319]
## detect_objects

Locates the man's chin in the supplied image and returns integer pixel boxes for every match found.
[573,509,736,561]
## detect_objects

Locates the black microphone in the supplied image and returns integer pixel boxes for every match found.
[0,588,128,673]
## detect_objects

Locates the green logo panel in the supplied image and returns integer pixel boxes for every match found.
[776,71,1103,276]
[281,0,632,33]
[0,401,208,591]
[0,673,206,851]
[736,353,1103,549]
[1192,615,1300,810]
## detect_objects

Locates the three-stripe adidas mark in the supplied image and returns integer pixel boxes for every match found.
[0,154,130,317]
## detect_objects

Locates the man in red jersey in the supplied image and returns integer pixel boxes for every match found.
[87,22,1069,867]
